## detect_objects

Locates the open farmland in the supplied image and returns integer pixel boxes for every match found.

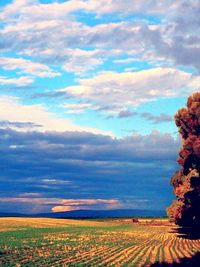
[0,217,200,266]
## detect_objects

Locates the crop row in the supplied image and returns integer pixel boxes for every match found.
[0,219,200,266]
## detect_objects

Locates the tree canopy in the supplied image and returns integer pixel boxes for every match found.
[167,92,200,227]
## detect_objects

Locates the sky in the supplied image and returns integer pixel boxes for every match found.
[0,0,199,214]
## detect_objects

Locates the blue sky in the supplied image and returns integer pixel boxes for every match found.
[0,0,199,214]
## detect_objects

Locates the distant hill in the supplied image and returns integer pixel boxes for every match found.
[35,209,166,218]
[0,212,25,217]
[0,209,166,218]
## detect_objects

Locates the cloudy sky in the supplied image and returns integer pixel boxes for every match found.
[0,0,199,214]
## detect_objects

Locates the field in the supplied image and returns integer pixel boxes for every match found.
[0,217,200,266]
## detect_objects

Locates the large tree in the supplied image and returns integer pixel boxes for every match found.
[167,92,200,227]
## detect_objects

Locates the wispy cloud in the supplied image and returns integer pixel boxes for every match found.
[116,111,173,124]
[0,120,42,129]
[52,198,120,212]
[62,103,93,114]
[0,95,111,135]
[0,57,60,77]
[0,197,120,213]
[0,75,33,86]
[141,113,173,124]
[46,68,199,115]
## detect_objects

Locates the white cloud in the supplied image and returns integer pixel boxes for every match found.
[63,57,102,75]
[51,206,77,212]
[62,103,93,114]
[0,95,112,135]
[1,0,199,74]
[57,68,199,114]
[0,57,60,77]
[114,58,136,64]
[0,0,180,22]
[0,0,151,73]
[19,47,108,75]
[0,75,33,86]
[52,198,120,212]
[85,0,179,15]
[62,49,104,74]
[0,0,34,20]
[0,196,120,212]
[0,0,86,21]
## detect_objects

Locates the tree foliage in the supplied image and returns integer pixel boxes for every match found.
[167,92,200,227]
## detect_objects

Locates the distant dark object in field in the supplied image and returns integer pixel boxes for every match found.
[167,92,200,228]
[132,218,139,223]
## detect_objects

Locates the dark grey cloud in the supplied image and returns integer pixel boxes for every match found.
[139,1,200,72]
[0,127,180,213]
[141,113,173,124]
[31,91,70,99]
[118,110,137,118]
[117,110,173,124]
[0,120,42,129]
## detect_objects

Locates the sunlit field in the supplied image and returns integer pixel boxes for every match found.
[0,217,200,266]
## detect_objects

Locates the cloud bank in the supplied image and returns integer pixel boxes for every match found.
[0,126,179,213]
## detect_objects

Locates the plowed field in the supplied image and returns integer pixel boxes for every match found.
[0,217,199,266]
